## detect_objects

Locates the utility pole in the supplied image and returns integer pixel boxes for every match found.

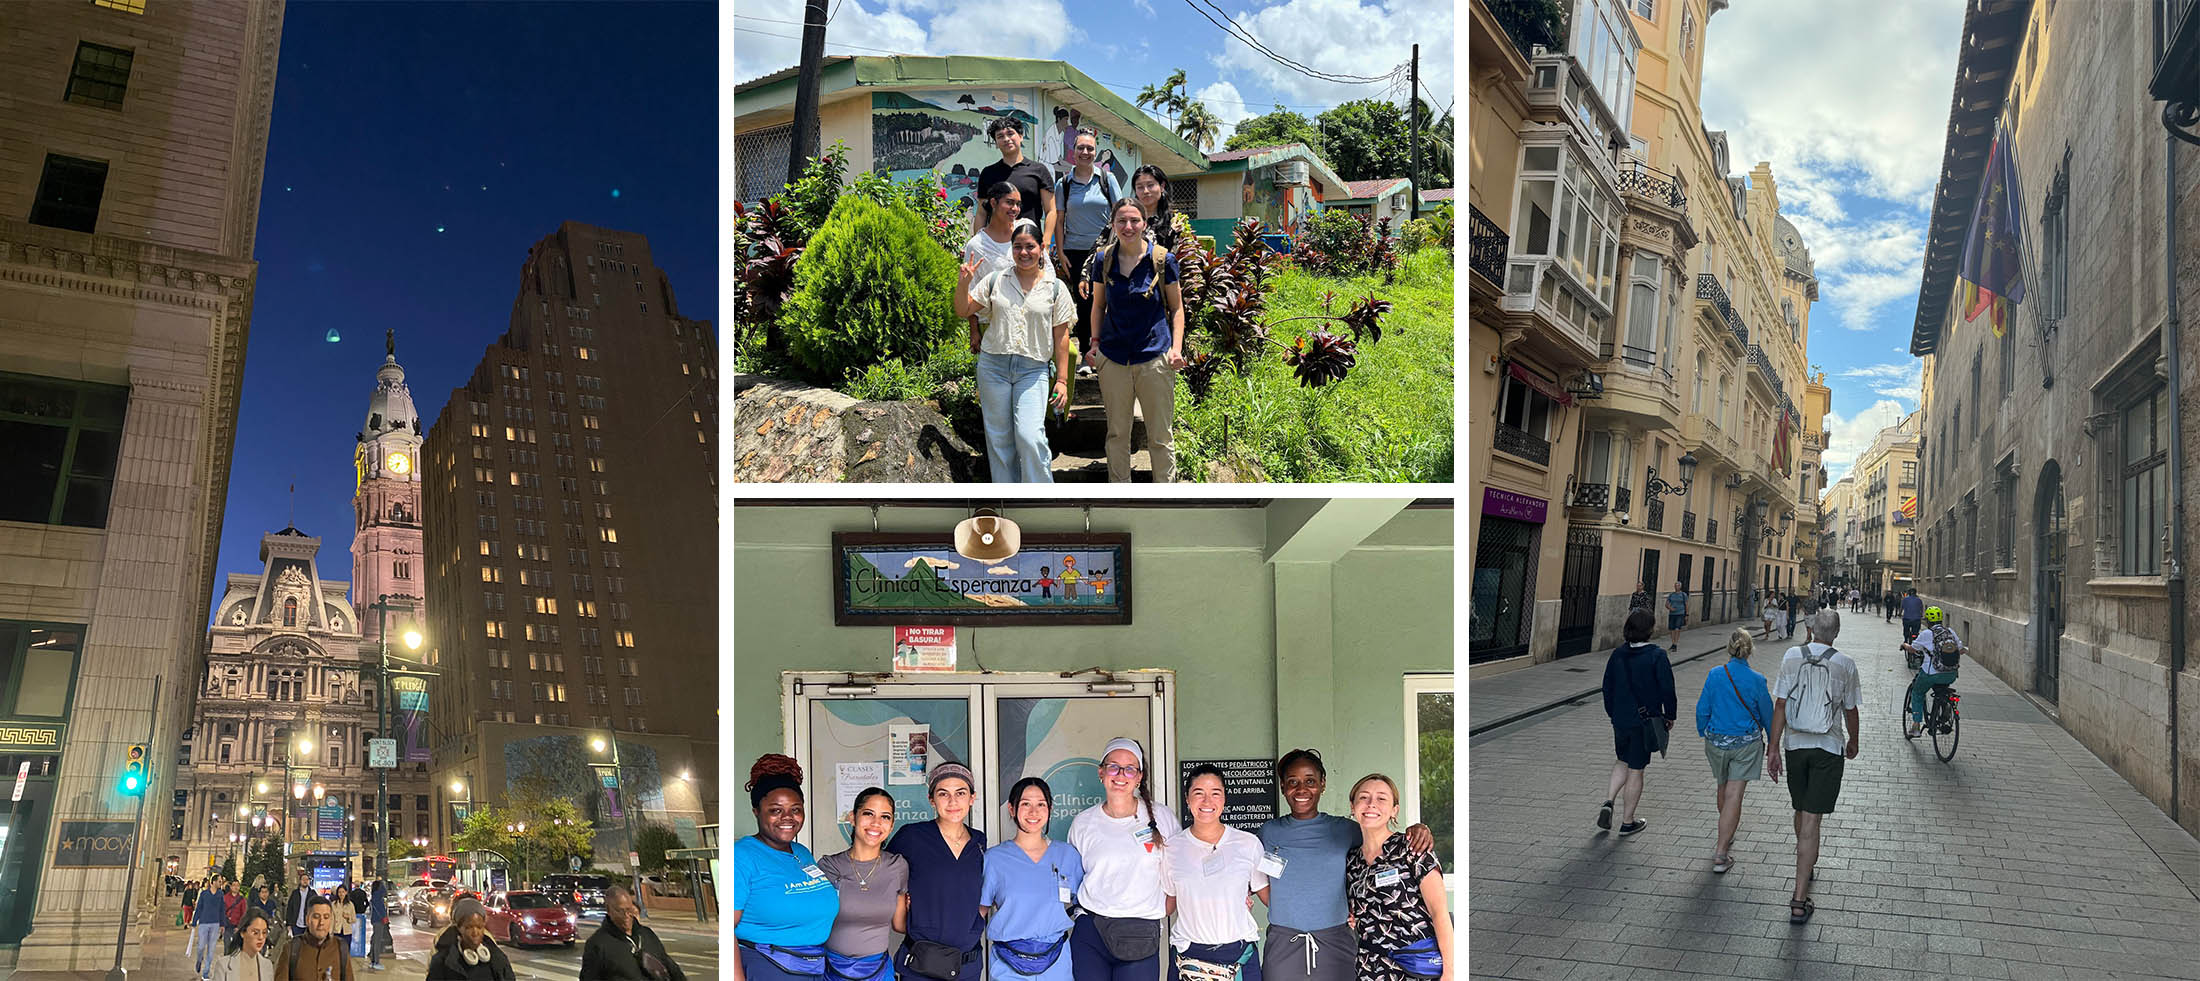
[786,0,831,187]
[1409,43,1421,222]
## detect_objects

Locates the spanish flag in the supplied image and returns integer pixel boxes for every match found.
[1957,117,2026,338]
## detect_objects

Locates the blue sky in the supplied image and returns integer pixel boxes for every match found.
[1697,0,1965,491]
[214,2,714,613]
[730,0,1456,158]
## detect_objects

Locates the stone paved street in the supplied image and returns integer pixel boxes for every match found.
[1469,609,2200,980]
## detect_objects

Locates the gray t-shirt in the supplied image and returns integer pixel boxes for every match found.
[817,850,909,957]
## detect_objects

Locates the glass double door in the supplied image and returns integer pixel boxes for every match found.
[787,673,1174,853]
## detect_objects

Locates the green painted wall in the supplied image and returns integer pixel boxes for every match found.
[732,504,1452,825]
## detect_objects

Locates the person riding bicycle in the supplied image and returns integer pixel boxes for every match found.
[1900,606,1964,738]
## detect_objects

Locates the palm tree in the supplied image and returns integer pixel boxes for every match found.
[1136,69,1190,128]
[1177,100,1223,152]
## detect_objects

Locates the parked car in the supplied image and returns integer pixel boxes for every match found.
[401,877,450,910]
[639,873,689,898]
[484,890,577,947]
[406,885,457,928]
[534,874,611,914]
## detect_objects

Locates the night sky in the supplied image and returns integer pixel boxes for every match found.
[213,1,716,618]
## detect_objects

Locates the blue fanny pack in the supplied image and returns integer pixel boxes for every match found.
[1373,938,1442,978]
[740,941,829,977]
[825,950,890,981]
[993,934,1069,976]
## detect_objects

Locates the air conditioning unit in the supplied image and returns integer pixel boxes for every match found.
[1275,160,1309,185]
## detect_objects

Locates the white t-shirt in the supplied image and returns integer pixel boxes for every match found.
[963,230,1017,324]
[1773,642,1862,755]
[1068,800,1182,919]
[1161,825,1266,949]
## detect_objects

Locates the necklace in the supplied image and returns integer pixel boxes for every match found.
[849,853,882,891]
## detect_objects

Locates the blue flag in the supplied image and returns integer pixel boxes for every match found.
[1957,118,2026,338]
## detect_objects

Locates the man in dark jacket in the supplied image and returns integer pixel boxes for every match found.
[1597,609,1676,839]
[283,869,316,937]
[580,886,686,981]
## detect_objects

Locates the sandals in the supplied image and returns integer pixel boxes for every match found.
[1789,897,1815,924]
[1597,799,1613,830]
[1712,854,1732,874]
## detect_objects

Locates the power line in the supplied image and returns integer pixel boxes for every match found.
[1179,0,1395,85]
[732,12,811,26]
[732,25,913,57]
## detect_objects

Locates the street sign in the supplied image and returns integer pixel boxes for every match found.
[367,738,397,770]
[11,761,28,802]
[628,851,640,869]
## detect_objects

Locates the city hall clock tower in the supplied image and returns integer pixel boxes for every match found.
[353,329,425,648]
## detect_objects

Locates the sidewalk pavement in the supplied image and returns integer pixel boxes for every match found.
[1472,613,1779,732]
[1469,607,2200,980]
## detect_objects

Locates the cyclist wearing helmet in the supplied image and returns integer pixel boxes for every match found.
[1900,606,1964,738]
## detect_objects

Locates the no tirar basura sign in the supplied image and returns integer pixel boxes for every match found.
[834,532,1132,626]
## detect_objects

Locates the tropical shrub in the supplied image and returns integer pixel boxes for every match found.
[779,195,961,383]
[1294,208,1372,276]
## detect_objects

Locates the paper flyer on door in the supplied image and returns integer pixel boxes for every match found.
[888,723,931,785]
[837,760,886,821]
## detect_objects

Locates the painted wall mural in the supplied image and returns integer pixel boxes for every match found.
[1242,162,1317,237]
[871,88,1144,211]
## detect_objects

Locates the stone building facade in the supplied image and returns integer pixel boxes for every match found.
[1470,0,1830,672]
[1850,411,1920,596]
[0,0,279,971]
[420,222,718,867]
[1910,0,2200,833]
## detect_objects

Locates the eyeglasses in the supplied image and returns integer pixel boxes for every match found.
[1099,763,1143,777]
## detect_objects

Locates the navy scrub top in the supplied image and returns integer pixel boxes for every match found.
[885,820,987,958]
[1097,247,1181,367]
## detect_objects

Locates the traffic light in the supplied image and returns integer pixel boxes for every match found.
[118,743,149,797]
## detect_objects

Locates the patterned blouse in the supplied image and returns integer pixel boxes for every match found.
[1344,832,1442,981]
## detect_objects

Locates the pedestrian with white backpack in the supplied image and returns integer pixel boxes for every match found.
[1764,609,1861,926]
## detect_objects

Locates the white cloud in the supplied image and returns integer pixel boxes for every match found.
[1817,399,1909,484]
[1205,0,1454,118]
[926,0,1073,58]
[1195,81,1253,143]
[987,565,1018,575]
[1836,363,1923,403]
[732,2,931,83]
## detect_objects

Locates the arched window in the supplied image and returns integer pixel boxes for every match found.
[283,597,297,627]
[1692,352,1706,413]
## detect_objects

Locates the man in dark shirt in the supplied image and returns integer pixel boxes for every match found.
[1901,588,1925,643]
[973,117,1056,254]
[583,886,686,980]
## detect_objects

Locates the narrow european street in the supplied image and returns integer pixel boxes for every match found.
[1469,610,2200,980]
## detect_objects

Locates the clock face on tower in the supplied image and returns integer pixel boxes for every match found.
[385,451,412,475]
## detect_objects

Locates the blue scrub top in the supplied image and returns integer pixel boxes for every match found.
[1097,247,1181,366]
[979,839,1083,942]
[1257,813,1358,932]
[732,835,839,946]
[886,820,987,952]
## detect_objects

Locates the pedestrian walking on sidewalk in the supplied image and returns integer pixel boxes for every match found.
[1629,581,1653,614]
[1663,582,1689,652]
[194,876,230,979]
[211,911,274,981]
[426,898,514,981]
[367,880,391,971]
[1599,610,1676,838]
[1759,597,1778,639]
[1784,593,1800,640]
[1766,609,1861,925]
[1901,589,1924,643]
[1694,630,1776,874]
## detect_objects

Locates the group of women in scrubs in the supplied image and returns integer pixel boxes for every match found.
[733,739,1454,981]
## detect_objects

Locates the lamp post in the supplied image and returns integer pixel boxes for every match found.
[506,822,528,889]
[449,777,475,886]
[1645,451,1699,497]
[591,734,643,910]
[368,594,423,883]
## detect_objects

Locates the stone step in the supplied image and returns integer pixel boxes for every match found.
[1051,450,1153,482]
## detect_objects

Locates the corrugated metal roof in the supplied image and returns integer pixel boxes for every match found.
[1339,178,1411,199]
[1206,143,1298,162]
[1420,188,1454,201]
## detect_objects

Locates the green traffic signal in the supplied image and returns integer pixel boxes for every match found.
[118,743,148,797]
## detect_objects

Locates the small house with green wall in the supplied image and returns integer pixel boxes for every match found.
[734,55,1208,212]
[1330,177,1420,227]
[1180,143,1352,242]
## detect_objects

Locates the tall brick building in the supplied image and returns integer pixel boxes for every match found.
[420,222,717,867]
[0,0,280,971]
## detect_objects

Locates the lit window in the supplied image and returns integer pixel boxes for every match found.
[92,0,148,11]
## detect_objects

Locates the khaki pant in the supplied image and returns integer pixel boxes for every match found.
[1095,349,1176,482]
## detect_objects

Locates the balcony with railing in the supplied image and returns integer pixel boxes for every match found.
[1614,485,1632,516]
[1707,518,1719,545]
[1502,256,1608,364]
[1681,509,1697,540]
[1494,423,1551,466]
[1694,274,1749,349]
[1746,345,1787,405]
[1616,161,1688,212]
[1568,478,1611,511]
[1647,497,1666,533]
[1470,204,1507,287]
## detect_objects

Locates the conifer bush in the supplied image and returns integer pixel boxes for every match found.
[780,195,961,383]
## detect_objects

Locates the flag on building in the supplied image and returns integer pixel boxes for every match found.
[1958,117,2027,338]
[1772,408,1792,476]
[1898,495,1919,524]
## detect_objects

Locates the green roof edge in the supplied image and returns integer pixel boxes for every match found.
[852,56,1208,169]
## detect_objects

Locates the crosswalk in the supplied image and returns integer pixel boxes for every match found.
[381,916,719,980]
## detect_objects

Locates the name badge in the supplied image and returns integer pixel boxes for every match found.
[1059,885,1075,905]
[1371,866,1404,889]
[1132,826,1155,852]
[802,864,827,881]
[1201,850,1225,876]
[1257,851,1286,879]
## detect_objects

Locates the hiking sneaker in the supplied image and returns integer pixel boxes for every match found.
[1597,799,1613,830]
[1617,819,1647,837]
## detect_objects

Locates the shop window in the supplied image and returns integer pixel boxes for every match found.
[0,622,83,719]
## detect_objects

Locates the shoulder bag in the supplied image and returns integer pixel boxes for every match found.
[1724,664,1769,741]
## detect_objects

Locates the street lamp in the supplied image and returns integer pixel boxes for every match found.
[1645,451,1698,497]
[369,593,425,883]
[590,734,643,909]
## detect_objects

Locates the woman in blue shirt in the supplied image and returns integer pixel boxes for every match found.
[1257,749,1434,981]
[886,762,986,980]
[1086,197,1186,484]
[981,777,1084,980]
[734,754,840,980]
[1693,629,1776,874]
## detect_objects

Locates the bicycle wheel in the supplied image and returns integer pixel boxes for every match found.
[1932,698,1960,761]
[1901,688,1920,740]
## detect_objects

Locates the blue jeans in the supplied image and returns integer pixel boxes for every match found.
[977,351,1055,483]
[1909,669,1959,720]
[194,923,221,977]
